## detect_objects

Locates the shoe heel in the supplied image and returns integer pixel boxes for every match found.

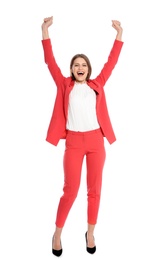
[52,236,63,257]
[85,232,96,254]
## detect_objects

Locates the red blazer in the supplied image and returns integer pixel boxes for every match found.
[42,39,123,146]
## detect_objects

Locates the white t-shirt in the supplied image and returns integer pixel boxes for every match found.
[66,82,100,131]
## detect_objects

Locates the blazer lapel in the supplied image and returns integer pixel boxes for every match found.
[87,80,101,95]
[64,79,75,119]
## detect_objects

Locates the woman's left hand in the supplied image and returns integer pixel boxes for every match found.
[112,20,123,33]
[112,20,123,41]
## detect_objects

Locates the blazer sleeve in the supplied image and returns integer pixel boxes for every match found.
[94,40,124,87]
[42,39,65,87]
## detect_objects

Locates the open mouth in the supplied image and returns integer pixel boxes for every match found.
[77,72,84,76]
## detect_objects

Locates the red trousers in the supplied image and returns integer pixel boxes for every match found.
[55,128,106,228]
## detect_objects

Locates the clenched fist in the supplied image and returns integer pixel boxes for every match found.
[42,16,53,30]
[112,20,123,33]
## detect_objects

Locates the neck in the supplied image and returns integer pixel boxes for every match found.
[75,80,87,84]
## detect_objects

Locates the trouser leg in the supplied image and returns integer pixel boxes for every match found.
[55,134,84,228]
[86,132,106,224]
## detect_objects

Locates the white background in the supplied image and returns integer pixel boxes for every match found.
[0,0,157,259]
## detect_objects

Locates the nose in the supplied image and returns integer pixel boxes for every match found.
[78,65,83,70]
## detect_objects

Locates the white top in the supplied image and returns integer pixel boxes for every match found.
[66,82,100,131]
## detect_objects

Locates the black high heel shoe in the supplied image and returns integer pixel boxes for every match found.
[85,232,96,254]
[52,236,63,257]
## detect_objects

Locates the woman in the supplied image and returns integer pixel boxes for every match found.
[41,16,123,256]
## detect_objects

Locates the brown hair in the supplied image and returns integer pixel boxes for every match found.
[70,54,92,81]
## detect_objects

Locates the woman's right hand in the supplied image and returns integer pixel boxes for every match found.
[41,16,53,39]
[42,16,53,30]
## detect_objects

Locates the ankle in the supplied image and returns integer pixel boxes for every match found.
[53,234,61,241]
[87,231,94,238]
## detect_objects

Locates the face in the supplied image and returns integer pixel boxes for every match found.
[71,57,89,83]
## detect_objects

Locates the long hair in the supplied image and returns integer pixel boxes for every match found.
[70,54,92,81]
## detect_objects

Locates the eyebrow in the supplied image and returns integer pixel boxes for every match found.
[74,62,87,65]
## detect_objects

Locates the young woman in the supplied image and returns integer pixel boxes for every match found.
[41,16,123,256]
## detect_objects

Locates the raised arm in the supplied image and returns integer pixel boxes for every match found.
[41,16,65,87]
[94,20,123,86]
